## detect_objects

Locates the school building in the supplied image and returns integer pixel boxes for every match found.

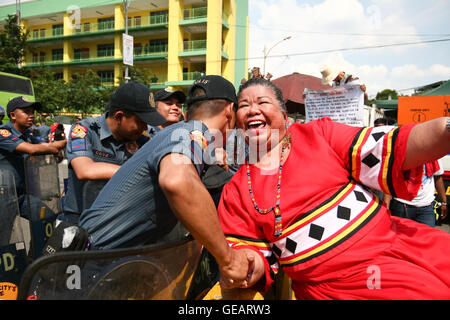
[0,0,249,90]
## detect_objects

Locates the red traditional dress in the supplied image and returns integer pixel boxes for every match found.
[218,118,450,299]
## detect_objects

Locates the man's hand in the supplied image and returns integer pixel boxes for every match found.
[360,84,367,92]
[440,204,447,220]
[219,248,264,289]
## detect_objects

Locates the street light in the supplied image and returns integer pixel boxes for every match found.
[263,36,292,76]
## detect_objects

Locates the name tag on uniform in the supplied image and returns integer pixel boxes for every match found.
[93,149,114,159]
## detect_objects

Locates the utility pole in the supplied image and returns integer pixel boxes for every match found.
[16,0,22,68]
[123,0,130,83]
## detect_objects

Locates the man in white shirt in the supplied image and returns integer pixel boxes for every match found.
[389,159,447,227]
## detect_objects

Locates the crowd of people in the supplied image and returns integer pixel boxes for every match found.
[1,68,450,299]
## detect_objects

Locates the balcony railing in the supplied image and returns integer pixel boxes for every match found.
[134,44,168,57]
[29,27,64,40]
[72,50,115,63]
[128,13,169,29]
[27,13,170,42]
[24,56,64,67]
[182,7,207,20]
[183,71,203,81]
[74,20,115,35]
[183,40,207,52]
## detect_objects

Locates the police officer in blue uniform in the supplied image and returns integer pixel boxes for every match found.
[62,81,166,223]
[147,88,186,138]
[36,119,52,143]
[0,105,5,124]
[0,97,67,217]
[79,75,252,288]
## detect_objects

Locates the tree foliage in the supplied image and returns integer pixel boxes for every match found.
[29,67,66,114]
[64,70,113,114]
[375,89,399,100]
[0,14,32,76]
[118,65,156,86]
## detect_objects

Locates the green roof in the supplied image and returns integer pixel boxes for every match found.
[419,79,450,96]
[373,79,450,110]
[373,99,398,110]
[0,0,123,20]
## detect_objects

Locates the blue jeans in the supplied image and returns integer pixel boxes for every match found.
[390,198,436,228]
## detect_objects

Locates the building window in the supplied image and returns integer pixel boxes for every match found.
[128,16,141,27]
[39,52,46,63]
[32,29,39,39]
[97,70,114,85]
[134,43,142,55]
[74,48,89,60]
[150,10,168,24]
[98,17,114,31]
[83,23,90,32]
[52,24,63,36]
[97,44,114,57]
[32,53,38,63]
[147,38,168,53]
[40,29,46,38]
[52,48,63,61]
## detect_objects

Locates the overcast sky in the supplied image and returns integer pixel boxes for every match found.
[1,0,449,98]
[248,0,450,97]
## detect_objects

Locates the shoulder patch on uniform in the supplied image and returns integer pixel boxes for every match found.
[126,141,139,154]
[71,124,87,139]
[0,129,11,138]
[71,138,86,151]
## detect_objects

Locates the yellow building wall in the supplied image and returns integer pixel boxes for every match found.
[167,0,183,82]
[222,0,236,84]
[206,0,222,75]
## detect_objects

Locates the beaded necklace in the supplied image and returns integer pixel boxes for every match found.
[246,132,291,237]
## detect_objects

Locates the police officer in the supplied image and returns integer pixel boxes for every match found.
[79,75,253,288]
[0,96,67,217]
[36,119,52,143]
[147,88,186,137]
[62,81,166,223]
[0,105,5,124]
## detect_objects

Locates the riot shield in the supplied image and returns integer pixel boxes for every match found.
[24,155,62,259]
[0,169,29,300]
[19,235,207,300]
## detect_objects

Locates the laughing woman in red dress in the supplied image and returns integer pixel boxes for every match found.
[218,78,450,299]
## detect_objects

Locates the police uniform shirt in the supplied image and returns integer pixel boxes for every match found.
[64,114,149,215]
[79,120,216,249]
[37,124,52,143]
[0,121,40,196]
[147,124,161,138]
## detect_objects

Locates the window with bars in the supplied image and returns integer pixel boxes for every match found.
[52,48,63,61]
[74,48,90,60]
[97,44,114,57]
[145,38,168,54]
[97,17,114,31]
[97,70,114,84]
[52,24,63,36]
[150,10,168,24]
[128,16,141,27]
